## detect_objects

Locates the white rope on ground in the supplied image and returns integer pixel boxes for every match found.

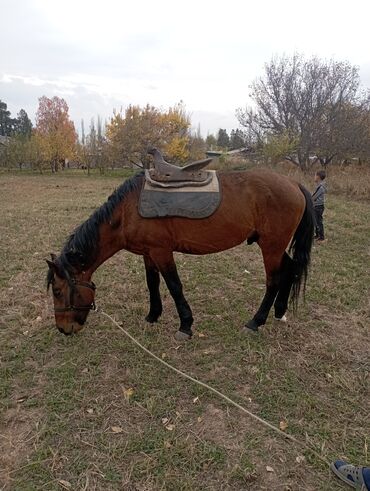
[96,307,330,467]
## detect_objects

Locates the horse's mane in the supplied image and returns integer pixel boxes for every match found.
[47,172,144,286]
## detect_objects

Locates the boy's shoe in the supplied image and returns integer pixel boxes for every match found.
[331,460,370,490]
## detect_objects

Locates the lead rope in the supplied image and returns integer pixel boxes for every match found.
[95,307,330,468]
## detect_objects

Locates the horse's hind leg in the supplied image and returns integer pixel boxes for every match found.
[149,250,194,339]
[244,244,284,332]
[144,256,163,323]
[274,252,295,320]
[245,283,280,332]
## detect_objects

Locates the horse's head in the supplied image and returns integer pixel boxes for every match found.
[46,254,96,335]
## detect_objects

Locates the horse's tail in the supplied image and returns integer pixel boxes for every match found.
[289,184,315,309]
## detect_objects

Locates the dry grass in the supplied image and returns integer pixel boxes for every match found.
[213,157,370,201]
[276,162,370,201]
[0,171,369,490]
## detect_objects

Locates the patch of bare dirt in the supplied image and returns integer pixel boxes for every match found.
[0,405,43,490]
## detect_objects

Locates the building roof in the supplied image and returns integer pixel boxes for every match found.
[205,147,250,157]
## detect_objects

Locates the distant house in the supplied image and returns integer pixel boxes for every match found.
[205,147,251,158]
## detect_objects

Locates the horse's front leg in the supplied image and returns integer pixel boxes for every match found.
[144,255,163,323]
[149,249,193,340]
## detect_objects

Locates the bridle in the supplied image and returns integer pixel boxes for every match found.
[53,277,96,313]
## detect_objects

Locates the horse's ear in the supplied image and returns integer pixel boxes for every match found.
[46,259,59,274]
[50,253,57,261]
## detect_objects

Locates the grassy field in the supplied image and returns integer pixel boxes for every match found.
[0,170,369,490]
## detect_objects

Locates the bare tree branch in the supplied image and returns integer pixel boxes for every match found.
[237,54,369,169]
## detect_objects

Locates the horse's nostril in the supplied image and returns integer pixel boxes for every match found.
[58,327,64,334]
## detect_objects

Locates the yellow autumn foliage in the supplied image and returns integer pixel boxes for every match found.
[106,102,190,166]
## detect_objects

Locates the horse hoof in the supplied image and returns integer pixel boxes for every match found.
[174,330,192,341]
[274,314,287,323]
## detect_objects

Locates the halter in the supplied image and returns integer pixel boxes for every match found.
[54,277,96,313]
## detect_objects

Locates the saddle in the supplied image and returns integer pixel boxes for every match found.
[147,147,213,188]
[139,147,221,219]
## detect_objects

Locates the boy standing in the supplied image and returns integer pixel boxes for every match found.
[312,170,327,243]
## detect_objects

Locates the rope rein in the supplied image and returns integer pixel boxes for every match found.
[95,307,330,467]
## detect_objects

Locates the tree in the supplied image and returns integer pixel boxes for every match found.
[35,96,77,172]
[205,133,217,150]
[76,119,89,173]
[95,116,108,173]
[216,129,230,149]
[0,100,14,136]
[0,106,34,169]
[107,105,159,167]
[315,99,370,165]
[85,118,98,173]
[27,131,52,173]
[230,129,246,149]
[165,135,189,163]
[237,54,368,169]
[106,102,190,167]
[81,119,86,146]
[188,125,207,160]
[1,136,24,168]
[78,116,109,174]
[162,103,191,162]
[262,131,299,165]
[14,109,33,138]
[0,130,50,172]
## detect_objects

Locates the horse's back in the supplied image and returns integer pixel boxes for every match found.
[218,168,303,202]
[124,168,306,256]
[217,167,305,216]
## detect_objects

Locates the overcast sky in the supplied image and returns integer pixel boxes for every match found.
[1,0,369,136]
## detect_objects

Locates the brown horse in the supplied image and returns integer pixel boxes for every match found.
[47,168,314,339]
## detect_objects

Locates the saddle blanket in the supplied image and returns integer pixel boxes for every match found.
[139,170,221,219]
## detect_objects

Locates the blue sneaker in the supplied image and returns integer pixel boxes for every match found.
[331,460,370,490]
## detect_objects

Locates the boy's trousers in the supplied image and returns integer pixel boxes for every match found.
[314,205,325,240]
